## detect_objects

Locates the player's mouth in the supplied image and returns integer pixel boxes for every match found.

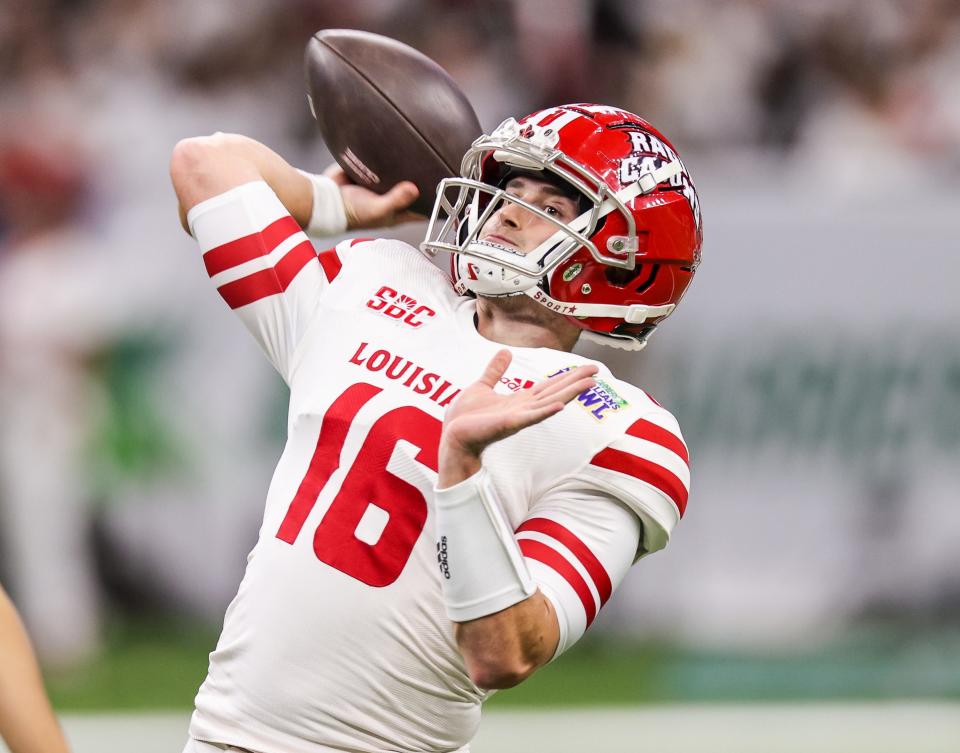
[477,234,524,255]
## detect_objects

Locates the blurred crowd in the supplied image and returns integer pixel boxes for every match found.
[2,0,960,668]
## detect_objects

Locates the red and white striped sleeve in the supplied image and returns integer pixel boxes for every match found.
[581,408,690,555]
[515,490,641,657]
[187,181,360,383]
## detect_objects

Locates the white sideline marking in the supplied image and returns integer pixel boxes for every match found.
[5,704,957,753]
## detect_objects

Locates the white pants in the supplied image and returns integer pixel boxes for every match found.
[182,741,258,753]
[181,740,468,753]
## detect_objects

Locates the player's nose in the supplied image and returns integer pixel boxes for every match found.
[496,197,534,229]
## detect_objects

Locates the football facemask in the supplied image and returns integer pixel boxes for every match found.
[421,106,702,351]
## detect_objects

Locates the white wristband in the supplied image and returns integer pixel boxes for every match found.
[297,170,348,237]
[434,468,536,622]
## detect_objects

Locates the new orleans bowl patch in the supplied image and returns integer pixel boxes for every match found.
[547,367,628,421]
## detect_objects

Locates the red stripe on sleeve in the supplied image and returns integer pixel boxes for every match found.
[626,419,689,463]
[515,518,612,606]
[274,240,316,287]
[316,249,343,283]
[202,216,302,277]
[216,241,315,309]
[518,539,598,627]
[217,268,281,309]
[590,447,688,516]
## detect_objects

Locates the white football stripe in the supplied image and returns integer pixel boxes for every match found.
[525,560,588,638]
[637,409,685,440]
[581,465,682,531]
[611,435,690,488]
[516,530,601,608]
[210,230,310,287]
[528,107,581,132]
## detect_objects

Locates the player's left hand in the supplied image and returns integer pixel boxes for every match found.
[438,350,598,487]
[324,164,424,229]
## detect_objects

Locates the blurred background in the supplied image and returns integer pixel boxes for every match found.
[1,0,959,746]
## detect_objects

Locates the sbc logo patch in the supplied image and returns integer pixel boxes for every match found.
[366,286,436,328]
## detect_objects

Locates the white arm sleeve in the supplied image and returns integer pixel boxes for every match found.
[580,408,689,554]
[187,181,360,383]
[516,488,642,658]
[434,469,537,622]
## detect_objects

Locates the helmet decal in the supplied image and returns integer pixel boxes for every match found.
[621,130,701,236]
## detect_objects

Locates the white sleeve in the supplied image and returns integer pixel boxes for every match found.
[579,408,690,554]
[516,488,641,658]
[186,180,363,383]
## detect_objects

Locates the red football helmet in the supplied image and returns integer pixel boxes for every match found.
[421,104,702,350]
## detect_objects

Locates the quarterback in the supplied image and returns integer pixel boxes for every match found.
[170,104,701,752]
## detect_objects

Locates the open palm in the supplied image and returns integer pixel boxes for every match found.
[442,350,598,459]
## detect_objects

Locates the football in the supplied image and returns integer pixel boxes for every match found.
[305,29,483,217]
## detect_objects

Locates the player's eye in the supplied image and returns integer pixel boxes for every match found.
[545,201,576,219]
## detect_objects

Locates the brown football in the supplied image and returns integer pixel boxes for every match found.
[305,29,482,217]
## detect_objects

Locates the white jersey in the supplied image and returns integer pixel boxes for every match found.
[186,182,689,753]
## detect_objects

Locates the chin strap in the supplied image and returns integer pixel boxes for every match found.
[523,287,675,322]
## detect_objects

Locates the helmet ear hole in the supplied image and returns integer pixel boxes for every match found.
[634,264,659,294]
[605,265,637,287]
[603,264,659,293]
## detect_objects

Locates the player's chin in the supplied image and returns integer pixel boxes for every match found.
[479,293,562,324]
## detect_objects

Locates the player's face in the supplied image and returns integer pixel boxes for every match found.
[478,175,580,254]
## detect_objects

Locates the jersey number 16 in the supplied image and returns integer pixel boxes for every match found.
[275,383,441,587]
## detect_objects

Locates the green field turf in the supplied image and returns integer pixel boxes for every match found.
[45,616,960,710]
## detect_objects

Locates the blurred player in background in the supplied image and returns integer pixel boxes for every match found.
[0,585,70,753]
[170,103,700,752]
[0,137,104,670]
